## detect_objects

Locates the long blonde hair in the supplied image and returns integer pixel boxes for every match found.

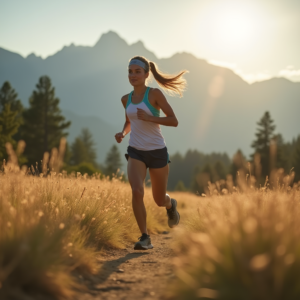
[129,56,188,97]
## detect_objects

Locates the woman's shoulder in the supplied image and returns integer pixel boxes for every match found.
[121,93,132,108]
[149,87,164,100]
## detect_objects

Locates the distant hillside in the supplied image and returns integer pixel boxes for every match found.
[1,31,299,163]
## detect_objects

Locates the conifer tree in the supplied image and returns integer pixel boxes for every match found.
[0,81,23,120]
[71,137,86,165]
[104,145,122,177]
[0,81,23,143]
[0,104,18,160]
[80,128,97,166]
[64,142,72,165]
[251,111,276,179]
[21,76,70,164]
[70,128,97,166]
[272,134,288,171]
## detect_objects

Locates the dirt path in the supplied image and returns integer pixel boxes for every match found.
[79,233,174,300]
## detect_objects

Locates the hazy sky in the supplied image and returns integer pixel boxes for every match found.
[1,0,300,83]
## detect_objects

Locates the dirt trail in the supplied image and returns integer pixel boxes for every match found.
[79,233,174,300]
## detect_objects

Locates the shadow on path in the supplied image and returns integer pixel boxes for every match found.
[95,252,150,284]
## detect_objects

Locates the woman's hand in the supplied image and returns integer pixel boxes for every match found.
[115,132,125,143]
[137,108,151,121]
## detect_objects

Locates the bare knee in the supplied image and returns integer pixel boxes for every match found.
[131,186,144,200]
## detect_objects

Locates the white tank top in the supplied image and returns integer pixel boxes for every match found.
[126,87,166,151]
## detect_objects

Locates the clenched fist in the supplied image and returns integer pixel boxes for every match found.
[137,108,151,121]
[115,132,125,143]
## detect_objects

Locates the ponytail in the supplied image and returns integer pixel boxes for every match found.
[129,56,188,97]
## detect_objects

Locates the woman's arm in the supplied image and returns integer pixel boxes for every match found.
[121,117,131,136]
[137,89,178,127]
[115,96,131,143]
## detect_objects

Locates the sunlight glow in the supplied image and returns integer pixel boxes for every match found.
[217,13,256,44]
[195,3,261,54]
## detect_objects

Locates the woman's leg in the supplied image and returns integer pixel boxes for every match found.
[127,157,148,234]
[149,165,172,208]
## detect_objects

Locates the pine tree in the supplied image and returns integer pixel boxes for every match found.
[21,76,71,165]
[104,145,122,177]
[273,134,288,171]
[80,128,97,166]
[0,81,23,120]
[0,81,23,143]
[251,111,276,179]
[0,104,19,160]
[71,137,87,165]
[64,142,72,165]
[70,128,97,166]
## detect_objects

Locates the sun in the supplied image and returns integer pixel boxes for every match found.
[194,3,261,52]
[216,12,256,44]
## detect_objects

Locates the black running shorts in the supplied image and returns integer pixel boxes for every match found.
[125,146,171,169]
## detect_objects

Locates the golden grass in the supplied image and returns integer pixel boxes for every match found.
[168,174,300,300]
[0,165,168,299]
[3,140,300,300]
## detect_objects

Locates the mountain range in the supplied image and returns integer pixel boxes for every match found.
[1,31,299,164]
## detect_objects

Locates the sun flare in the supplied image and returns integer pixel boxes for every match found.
[196,4,261,52]
[217,13,256,44]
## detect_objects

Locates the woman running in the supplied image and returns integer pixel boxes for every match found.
[115,56,187,250]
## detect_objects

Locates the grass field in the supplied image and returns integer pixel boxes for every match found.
[0,156,169,299]
[1,144,300,300]
[170,173,300,300]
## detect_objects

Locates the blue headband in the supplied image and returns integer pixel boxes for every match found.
[129,59,147,70]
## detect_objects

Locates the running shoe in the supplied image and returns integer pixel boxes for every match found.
[166,198,180,228]
[134,233,154,250]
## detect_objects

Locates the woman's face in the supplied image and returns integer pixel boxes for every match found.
[128,65,149,86]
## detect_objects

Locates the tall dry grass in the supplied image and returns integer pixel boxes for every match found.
[169,172,300,300]
[0,141,168,299]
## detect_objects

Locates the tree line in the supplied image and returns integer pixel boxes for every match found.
[1,76,299,188]
[0,77,122,176]
[169,111,300,192]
